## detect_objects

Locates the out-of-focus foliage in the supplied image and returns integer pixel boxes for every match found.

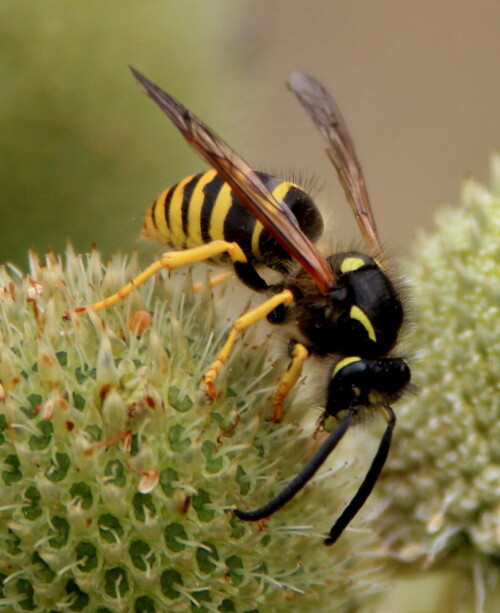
[0,1,247,268]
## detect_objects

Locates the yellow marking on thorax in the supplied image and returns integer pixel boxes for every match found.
[333,356,360,377]
[209,181,232,241]
[251,222,264,259]
[350,305,377,342]
[186,170,217,248]
[340,256,365,274]
[169,175,195,249]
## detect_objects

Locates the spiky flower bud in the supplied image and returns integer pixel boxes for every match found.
[0,247,384,612]
[375,156,500,610]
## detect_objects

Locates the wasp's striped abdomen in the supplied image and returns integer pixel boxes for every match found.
[142,170,323,269]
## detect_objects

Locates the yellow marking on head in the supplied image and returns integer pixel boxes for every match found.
[350,305,377,342]
[186,170,217,248]
[333,356,361,377]
[340,256,365,274]
[169,175,195,250]
[209,181,232,241]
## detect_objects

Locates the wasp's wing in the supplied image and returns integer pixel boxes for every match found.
[131,67,335,294]
[288,71,382,256]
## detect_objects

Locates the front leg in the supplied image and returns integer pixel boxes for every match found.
[202,289,294,399]
[272,341,309,422]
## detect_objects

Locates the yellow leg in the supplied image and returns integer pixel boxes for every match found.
[272,342,309,422]
[192,270,234,293]
[203,289,294,399]
[89,241,247,312]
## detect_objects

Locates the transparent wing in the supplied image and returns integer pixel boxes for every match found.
[131,67,336,294]
[288,71,382,256]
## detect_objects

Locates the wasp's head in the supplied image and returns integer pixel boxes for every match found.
[325,356,411,418]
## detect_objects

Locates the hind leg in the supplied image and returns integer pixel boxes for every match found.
[86,241,247,312]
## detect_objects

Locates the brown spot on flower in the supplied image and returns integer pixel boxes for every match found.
[181,496,191,515]
[138,470,159,494]
[99,383,112,404]
[129,310,152,336]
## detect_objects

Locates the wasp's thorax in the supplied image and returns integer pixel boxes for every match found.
[289,251,403,357]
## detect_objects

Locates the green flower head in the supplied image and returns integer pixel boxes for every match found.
[0,248,384,612]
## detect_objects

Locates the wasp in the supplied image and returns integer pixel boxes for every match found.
[92,67,411,546]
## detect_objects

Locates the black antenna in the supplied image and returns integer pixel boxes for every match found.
[325,406,396,545]
[234,411,353,521]
[235,406,396,546]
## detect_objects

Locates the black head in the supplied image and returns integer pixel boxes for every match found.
[326,356,411,418]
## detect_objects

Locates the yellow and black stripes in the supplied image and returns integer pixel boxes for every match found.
[142,170,323,269]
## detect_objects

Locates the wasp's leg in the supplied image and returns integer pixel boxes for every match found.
[192,270,234,293]
[272,342,309,422]
[193,254,274,294]
[203,289,294,399]
[233,261,272,292]
[194,254,275,295]
[234,261,289,324]
[89,241,247,312]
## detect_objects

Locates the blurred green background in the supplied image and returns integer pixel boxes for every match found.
[2,1,500,269]
[1,1,249,267]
